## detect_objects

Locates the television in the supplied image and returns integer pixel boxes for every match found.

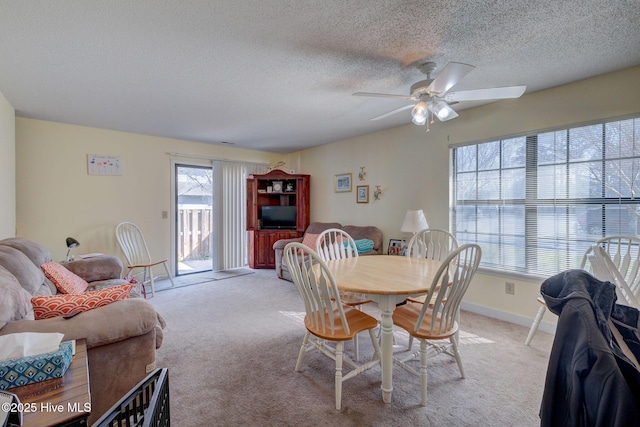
[261,205,297,229]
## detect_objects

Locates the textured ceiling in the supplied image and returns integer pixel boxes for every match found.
[1,1,639,154]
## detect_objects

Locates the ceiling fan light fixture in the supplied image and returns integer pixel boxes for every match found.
[354,62,525,125]
[411,102,427,125]
[432,100,453,120]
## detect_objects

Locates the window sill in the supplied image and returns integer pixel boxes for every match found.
[477,266,548,283]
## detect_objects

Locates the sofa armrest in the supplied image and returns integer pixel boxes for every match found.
[64,255,123,283]
[273,237,303,251]
[0,298,159,349]
[273,237,303,280]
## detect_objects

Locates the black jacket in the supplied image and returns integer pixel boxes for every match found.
[540,269,640,427]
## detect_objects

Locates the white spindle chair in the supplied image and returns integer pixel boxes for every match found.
[316,228,358,261]
[404,229,459,348]
[405,228,459,262]
[116,222,175,297]
[315,228,371,360]
[283,242,381,410]
[525,235,640,345]
[392,243,481,406]
[592,244,640,308]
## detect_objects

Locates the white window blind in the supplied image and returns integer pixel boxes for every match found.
[451,116,640,277]
[213,160,268,270]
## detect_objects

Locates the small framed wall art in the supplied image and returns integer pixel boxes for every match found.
[87,154,121,176]
[357,185,369,203]
[334,173,352,192]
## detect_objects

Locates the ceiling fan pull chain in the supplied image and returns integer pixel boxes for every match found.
[426,110,431,132]
[430,99,435,125]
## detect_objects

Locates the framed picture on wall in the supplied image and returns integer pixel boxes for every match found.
[334,173,352,192]
[357,185,369,203]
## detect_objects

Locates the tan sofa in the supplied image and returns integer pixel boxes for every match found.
[0,237,165,425]
[273,222,383,281]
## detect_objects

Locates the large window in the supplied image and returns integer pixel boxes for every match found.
[451,116,640,277]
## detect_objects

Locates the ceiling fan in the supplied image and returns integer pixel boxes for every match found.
[353,61,526,127]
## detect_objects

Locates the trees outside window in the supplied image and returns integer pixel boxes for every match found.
[451,117,640,277]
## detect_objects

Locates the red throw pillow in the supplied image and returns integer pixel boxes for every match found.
[31,284,133,320]
[40,261,89,294]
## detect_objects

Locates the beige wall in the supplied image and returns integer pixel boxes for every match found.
[285,65,640,328]
[0,90,16,239]
[11,66,640,330]
[16,119,278,262]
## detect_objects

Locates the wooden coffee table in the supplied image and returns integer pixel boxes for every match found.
[8,339,91,427]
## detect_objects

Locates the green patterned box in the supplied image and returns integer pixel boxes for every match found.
[0,341,73,390]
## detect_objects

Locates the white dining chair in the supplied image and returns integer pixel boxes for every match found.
[116,222,175,297]
[404,228,459,349]
[525,235,640,345]
[316,228,371,361]
[405,228,459,262]
[591,244,640,308]
[283,242,381,410]
[392,243,481,406]
[316,228,358,261]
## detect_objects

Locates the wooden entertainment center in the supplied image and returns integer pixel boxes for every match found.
[246,170,310,268]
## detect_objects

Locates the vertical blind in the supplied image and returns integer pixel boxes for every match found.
[213,160,268,270]
[451,116,640,277]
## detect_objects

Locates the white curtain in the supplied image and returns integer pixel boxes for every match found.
[212,161,268,270]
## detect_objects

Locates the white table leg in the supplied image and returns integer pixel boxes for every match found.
[376,295,397,404]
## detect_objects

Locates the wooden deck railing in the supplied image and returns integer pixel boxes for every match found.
[178,208,212,261]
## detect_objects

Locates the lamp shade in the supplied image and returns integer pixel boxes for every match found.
[66,237,80,249]
[400,209,429,233]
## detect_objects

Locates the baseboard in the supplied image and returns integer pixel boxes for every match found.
[460,301,557,335]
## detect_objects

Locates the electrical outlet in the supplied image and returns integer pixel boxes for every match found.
[505,281,515,295]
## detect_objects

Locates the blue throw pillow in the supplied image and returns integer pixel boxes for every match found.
[352,239,374,253]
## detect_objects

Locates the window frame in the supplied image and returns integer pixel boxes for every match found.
[450,114,640,279]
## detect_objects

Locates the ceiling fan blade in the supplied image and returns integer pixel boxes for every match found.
[370,104,414,121]
[444,85,527,102]
[427,62,475,95]
[353,92,416,101]
[428,102,459,122]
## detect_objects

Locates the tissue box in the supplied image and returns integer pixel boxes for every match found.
[0,341,73,390]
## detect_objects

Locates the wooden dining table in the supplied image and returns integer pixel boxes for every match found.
[323,255,442,404]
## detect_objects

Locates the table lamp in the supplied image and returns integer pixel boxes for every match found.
[66,237,80,262]
[401,209,429,240]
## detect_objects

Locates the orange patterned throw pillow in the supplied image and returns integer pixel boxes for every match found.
[31,284,133,320]
[40,261,89,294]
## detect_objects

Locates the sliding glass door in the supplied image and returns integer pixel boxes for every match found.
[175,164,213,276]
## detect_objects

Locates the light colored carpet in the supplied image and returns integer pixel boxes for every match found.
[148,269,553,426]
[150,268,255,293]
